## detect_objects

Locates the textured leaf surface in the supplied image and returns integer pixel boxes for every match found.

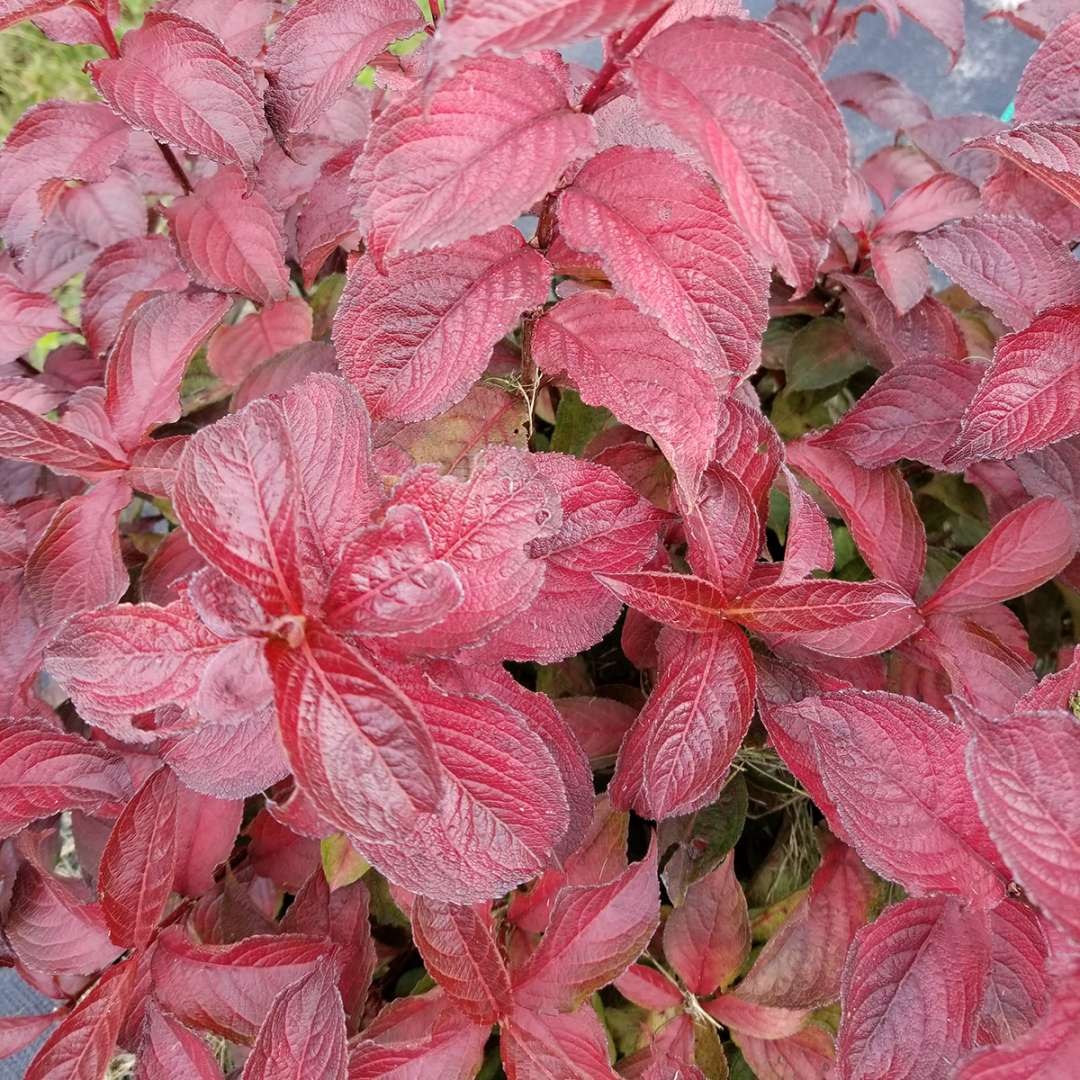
[136,1003,225,1080]
[334,228,550,423]
[207,298,313,386]
[89,13,267,172]
[978,898,1049,1045]
[966,707,1080,939]
[968,122,1080,210]
[632,16,848,292]
[0,275,69,364]
[595,570,728,633]
[838,897,990,1080]
[610,625,754,819]
[355,55,594,266]
[557,145,768,371]
[0,399,125,476]
[501,1005,619,1080]
[681,465,761,597]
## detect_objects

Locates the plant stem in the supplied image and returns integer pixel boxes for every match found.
[578,2,673,114]
[157,142,194,195]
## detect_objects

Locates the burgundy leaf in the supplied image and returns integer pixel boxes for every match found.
[164,170,288,305]
[136,1003,225,1080]
[355,55,594,266]
[241,960,348,1080]
[663,851,749,996]
[632,16,848,292]
[609,625,755,819]
[786,690,1006,901]
[557,145,768,372]
[0,400,126,477]
[264,0,423,147]
[924,496,1077,613]
[810,355,984,471]
[594,570,728,633]
[333,228,550,423]
[0,275,69,364]
[232,341,338,410]
[965,706,1080,939]
[103,289,229,452]
[978,898,1049,1044]
[411,898,512,1023]
[777,465,835,583]
[207,299,313,387]
[99,767,178,948]
[531,291,719,496]
[725,580,923,658]
[786,440,927,596]
[89,13,268,173]
[512,838,659,1011]
[24,957,137,1080]
[953,302,1080,463]
[838,897,990,1080]
[733,1025,836,1080]
[150,926,337,1044]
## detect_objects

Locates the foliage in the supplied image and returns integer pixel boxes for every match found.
[0,0,1079,1078]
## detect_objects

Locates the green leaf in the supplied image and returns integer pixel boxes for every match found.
[550,388,610,456]
[785,318,867,391]
[320,833,370,890]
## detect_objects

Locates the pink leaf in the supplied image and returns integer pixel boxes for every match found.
[207,299,312,386]
[978,898,1049,1044]
[150,926,337,1044]
[610,625,755,819]
[874,173,981,239]
[838,897,990,1080]
[172,784,244,896]
[557,145,768,371]
[612,964,684,1011]
[919,215,1080,332]
[0,400,126,477]
[513,838,660,1011]
[0,1013,56,1062]
[241,960,348,1080]
[680,465,761,597]
[870,234,932,316]
[334,228,550,423]
[953,302,1080,462]
[965,706,1080,939]
[968,122,1080,210]
[99,767,179,948]
[411,898,513,1023]
[89,12,268,173]
[594,570,728,633]
[702,995,808,1039]
[0,0,70,30]
[810,355,984,471]
[777,465,835,583]
[24,957,137,1080]
[0,721,131,839]
[355,55,594,266]
[924,496,1077,613]
[786,690,1006,901]
[786,440,927,596]
[158,0,274,61]
[104,289,230,452]
[632,16,848,293]
[531,291,719,496]
[1015,11,1080,123]
[896,0,965,63]
[296,142,362,286]
[0,101,130,253]
[264,0,423,146]
[165,170,288,305]
[827,71,933,130]
[500,1004,619,1080]
[725,580,923,658]
[663,851,749,996]
[733,1024,836,1080]
[0,274,69,364]
[232,341,338,411]
[136,1003,225,1080]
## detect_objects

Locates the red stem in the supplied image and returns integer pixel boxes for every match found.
[578,2,673,115]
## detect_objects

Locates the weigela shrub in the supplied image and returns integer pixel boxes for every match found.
[0,0,1079,1077]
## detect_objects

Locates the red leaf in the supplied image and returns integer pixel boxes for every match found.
[270,623,444,846]
[0,101,130,253]
[733,1024,836,1080]
[874,173,981,239]
[787,690,1006,901]
[150,926,337,1044]
[296,142,362,286]
[532,291,719,496]
[232,341,338,410]
[411,898,513,1023]
[610,625,754,819]
[0,721,131,839]
[632,16,848,293]
[810,355,984,471]
[681,465,761,597]
[104,288,231,453]
[954,302,1080,463]
[24,957,137,1080]
[612,964,684,1010]
[136,1003,225,1080]
[0,400,126,477]
[870,234,932,317]
[663,851,749,996]
[0,0,70,30]
[264,0,423,147]
[895,0,965,63]
[978,898,1049,1045]
[99,767,178,948]
[355,55,594,266]
[838,897,990,1080]
[1015,11,1080,123]
[158,0,274,61]
[241,960,348,1080]
[726,580,923,658]
[500,1004,619,1080]
[0,274,70,364]
[734,837,876,1009]
[557,145,768,372]
[919,215,1080,332]
[713,398,784,519]
[334,228,549,423]
[172,784,244,896]
[924,496,1077,613]
[786,440,927,596]
[207,298,312,386]
[165,170,288,306]
[594,570,728,633]
[89,12,268,173]
[702,995,808,1039]
[968,121,1080,210]
[965,706,1080,939]
[777,465,835,583]
[512,837,659,1011]
[0,1013,56,1061]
